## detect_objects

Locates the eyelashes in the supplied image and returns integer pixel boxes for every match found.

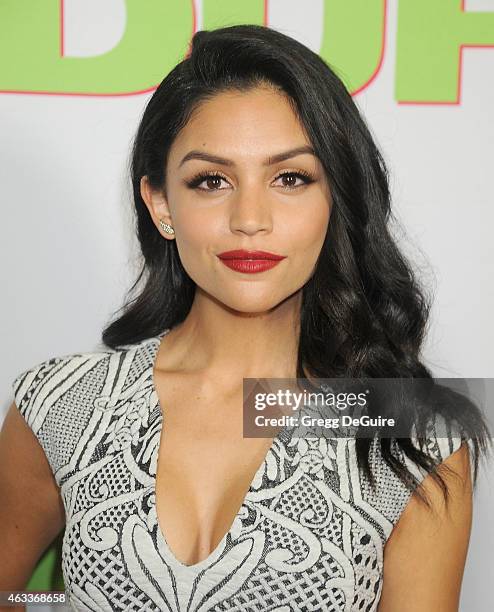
[184,169,316,192]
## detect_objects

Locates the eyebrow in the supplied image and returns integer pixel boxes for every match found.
[178,145,317,168]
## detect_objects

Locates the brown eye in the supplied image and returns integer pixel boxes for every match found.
[280,174,298,188]
[204,176,224,190]
[186,171,230,192]
[273,171,315,190]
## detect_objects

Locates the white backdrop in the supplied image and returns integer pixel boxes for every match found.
[1,1,493,609]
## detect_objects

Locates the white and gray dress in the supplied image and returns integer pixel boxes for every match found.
[11,328,469,612]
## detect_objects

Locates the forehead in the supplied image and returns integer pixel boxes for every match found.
[168,86,310,160]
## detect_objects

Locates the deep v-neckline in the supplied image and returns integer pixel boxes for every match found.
[147,328,287,571]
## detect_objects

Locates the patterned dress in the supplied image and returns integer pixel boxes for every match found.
[11,328,468,612]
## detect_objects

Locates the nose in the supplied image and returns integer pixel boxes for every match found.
[228,184,273,236]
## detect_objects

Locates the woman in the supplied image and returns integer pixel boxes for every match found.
[1,24,491,612]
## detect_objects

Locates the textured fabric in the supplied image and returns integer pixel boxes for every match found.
[11,329,469,612]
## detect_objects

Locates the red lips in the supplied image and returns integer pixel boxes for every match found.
[217,250,286,260]
[217,250,286,274]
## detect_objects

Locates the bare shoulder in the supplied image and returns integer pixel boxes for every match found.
[0,401,65,589]
[378,442,473,612]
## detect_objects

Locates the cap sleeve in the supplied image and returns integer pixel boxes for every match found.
[360,414,474,539]
[399,414,474,486]
[12,356,66,430]
[11,352,109,484]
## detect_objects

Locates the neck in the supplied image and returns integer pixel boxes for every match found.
[156,289,302,382]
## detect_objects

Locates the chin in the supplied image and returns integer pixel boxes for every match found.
[218,292,292,315]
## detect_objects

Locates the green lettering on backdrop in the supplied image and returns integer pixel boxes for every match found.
[0,0,383,96]
[203,0,384,94]
[0,0,192,93]
[203,0,265,28]
[319,0,384,93]
[396,0,494,102]
[1,0,493,100]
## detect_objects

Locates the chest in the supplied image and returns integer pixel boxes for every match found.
[58,366,388,611]
[153,378,278,567]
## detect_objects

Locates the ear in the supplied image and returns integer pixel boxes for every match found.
[140,176,175,240]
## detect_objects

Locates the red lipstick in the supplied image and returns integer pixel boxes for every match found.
[217,249,286,274]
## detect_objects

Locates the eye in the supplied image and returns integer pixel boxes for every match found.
[184,169,316,193]
[273,170,315,191]
[185,171,231,192]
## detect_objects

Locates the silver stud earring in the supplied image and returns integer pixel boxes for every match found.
[159,219,175,235]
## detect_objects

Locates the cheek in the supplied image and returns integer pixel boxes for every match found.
[282,197,331,256]
[172,207,220,275]
[173,202,212,246]
[174,226,207,273]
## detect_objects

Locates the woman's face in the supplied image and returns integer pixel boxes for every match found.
[142,84,332,314]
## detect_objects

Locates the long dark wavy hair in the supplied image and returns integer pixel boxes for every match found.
[102,24,491,506]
